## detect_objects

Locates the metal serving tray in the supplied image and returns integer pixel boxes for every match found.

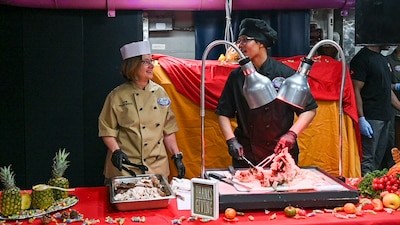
[109,174,175,211]
[205,167,359,211]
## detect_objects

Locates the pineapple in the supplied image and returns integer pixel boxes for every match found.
[0,165,22,216]
[48,148,70,200]
[20,191,32,210]
[31,188,54,210]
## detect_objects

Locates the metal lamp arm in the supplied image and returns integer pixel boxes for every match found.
[200,40,246,178]
[305,39,347,177]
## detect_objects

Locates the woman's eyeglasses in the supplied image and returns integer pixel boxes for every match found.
[235,37,255,45]
[141,59,155,66]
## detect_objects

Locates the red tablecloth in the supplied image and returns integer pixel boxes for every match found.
[16,187,400,225]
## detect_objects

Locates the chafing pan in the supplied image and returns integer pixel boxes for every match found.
[109,174,175,211]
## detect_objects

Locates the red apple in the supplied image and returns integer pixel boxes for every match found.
[382,193,400,209]
[371,198,384,211]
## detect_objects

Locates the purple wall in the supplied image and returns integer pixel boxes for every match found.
[2,0,355,10]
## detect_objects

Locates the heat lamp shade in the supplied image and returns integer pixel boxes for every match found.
[243,71,277,109]
[276,73,311,109]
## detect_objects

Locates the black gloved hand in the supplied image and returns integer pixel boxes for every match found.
[172,153,185,178]
[111,149,130,171]
[226,137,244,160]
[274,130,297,153]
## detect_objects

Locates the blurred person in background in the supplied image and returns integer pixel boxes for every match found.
[351,45,400,176]
[385,46,400,169]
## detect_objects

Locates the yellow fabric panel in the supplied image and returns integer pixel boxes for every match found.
[153,64,232,179]
[297,101,361,178]
[153,63,361,179]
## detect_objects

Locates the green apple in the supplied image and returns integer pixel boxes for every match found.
[284,206,297,217]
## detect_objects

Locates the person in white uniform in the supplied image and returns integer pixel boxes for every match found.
[98,40,185,180]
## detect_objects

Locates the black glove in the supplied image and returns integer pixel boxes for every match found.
[111,149,130,171]
[172,153,185,178]
[226,137,244,160]
[274,130,297,153]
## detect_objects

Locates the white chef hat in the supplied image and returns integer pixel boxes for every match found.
[120,40,151,60]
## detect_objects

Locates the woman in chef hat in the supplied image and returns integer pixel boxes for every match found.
[216,18,318,168]
[99,40,185,180]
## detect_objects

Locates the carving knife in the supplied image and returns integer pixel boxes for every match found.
[208,172,252,190]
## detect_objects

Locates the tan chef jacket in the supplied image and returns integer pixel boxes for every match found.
[98,80,179,178]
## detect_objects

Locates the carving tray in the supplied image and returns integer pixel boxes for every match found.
[205,167,359,211]
[109,174,175,211]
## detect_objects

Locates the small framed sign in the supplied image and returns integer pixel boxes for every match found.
[191,178,219,220]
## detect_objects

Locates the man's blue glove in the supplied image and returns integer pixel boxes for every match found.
[395,83,400,91]
[359,117,373,138]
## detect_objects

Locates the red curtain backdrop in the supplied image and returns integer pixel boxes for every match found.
[154,54,358,121]
[152,54,362,178]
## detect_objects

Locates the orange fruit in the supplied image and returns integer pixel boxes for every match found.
[224,207,237,219]
[343,203,356,214]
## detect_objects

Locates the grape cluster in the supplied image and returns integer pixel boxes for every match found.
[372,175,400,193]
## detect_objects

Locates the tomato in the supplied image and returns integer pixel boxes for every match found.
[224,207,237,219]
[390,175,397,184]
[297,209,307,216]
[383,176,389,183]
[284,206,297,218]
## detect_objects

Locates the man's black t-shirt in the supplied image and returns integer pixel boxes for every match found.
[350,47,392,120]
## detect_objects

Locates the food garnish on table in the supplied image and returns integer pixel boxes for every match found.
[0,148,78,220]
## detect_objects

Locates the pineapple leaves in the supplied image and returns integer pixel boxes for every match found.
[51,148,70,178]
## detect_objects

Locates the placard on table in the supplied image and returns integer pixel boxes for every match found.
[191,178,219,220]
